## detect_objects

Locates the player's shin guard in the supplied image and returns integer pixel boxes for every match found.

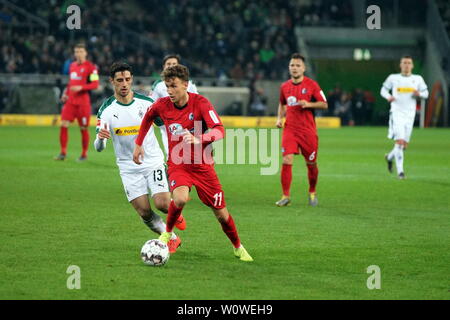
[281,164,292,197]
[166,200,183,232]
[60,127,68,155]
[220,214,241,249]
[81,129,89,157]
[307,163,318,193]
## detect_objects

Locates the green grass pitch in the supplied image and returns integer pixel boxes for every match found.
[0,126,449,299]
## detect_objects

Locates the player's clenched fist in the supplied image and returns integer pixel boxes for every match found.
[98,123,111,140]
[276,118,283,128]
[182,130,200,144]
[133,144,145,164]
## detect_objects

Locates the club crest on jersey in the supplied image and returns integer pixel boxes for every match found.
[287,96,299,106]
[302,88,308,94]
[188,113,194,121]
[138,109,144,118]
[168,123,184,135]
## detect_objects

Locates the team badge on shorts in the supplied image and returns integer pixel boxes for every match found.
[188,113,194,121]
[170,180,176,187]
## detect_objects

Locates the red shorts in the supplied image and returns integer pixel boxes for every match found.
[61,102,91,126]
[281,128,318,162]
[168,164,226,209]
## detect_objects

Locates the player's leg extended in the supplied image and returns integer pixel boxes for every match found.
[212,207,253,262]
[159,186,189,244]
[149,165,186,230]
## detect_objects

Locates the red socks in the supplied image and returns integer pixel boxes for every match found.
[307,163,318,193]
[166,200,183,232]
[59,127,90,157]
[81,129,89,158]
[220,214,241,249]
[281,164,292,197]
[60,127,68,155]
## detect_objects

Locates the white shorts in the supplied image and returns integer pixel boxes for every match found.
[119,165,169,202]
[388,113,414,142]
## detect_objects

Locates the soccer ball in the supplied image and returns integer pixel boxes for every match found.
[140,239,170,266]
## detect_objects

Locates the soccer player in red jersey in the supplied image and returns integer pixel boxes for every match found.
[55,43,99,161]
[133,65,253,262]
[275,53,328,207]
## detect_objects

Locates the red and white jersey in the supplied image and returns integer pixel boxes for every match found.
[136,93,224,166]
[279,76,327,133]
[66,60,99,105]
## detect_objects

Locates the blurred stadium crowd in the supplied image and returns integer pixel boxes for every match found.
[0,0,353,80]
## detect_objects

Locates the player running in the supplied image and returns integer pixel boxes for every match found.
[381,55,429,179]
[151,54,198,156]
[275,53,328,207]
[133,65,253,262]
[55,43,99,161]
[94,62,183,253]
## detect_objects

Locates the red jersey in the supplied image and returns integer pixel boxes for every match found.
[66,60,99,105]
[279,76,326,133]
[136,93,224,166]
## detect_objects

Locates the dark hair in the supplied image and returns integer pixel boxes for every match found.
[163,54,181,66]
[290,53,305,62]
[400,55,413,61]
[161,64,189,82]
[110,61,133,78]
[74,43,87,50]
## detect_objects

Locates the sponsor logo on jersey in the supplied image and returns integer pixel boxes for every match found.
[70,72,82,80]
[397,87,415,93]
[114,126,140,136]
[287,96,299,107]
[168,123,185,135]
[189,113,194,121]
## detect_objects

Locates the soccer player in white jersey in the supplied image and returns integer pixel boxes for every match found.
[94,62,185,253]
[151,54,198,155]
[380,55,429,179]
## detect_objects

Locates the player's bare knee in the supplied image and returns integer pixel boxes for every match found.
[173,197,187,208]
[213,208,229,223]
[154,198,170,213]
